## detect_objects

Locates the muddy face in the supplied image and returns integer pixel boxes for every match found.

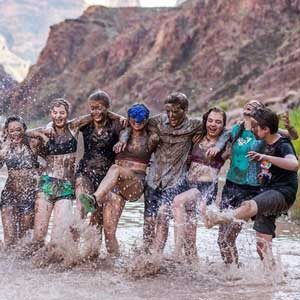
[7,121,25,144]
[165,103,186,128]
[88,100,108,124]
[206,111,225,138]
[129,117,147,132]
[50,105,68,129]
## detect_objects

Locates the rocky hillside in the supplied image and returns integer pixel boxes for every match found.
[5,0,300,120]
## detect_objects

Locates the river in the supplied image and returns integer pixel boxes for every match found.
[0,174,300,300]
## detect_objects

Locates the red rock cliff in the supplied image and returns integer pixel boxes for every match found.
[6,0,300,119]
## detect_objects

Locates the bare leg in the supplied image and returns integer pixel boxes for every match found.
[143,216,156,251]
[33,192,53,243]
[51,199,73,243]
[172,188,199,257]
[1,207,18,247]
[103,192,126,256]
[204,200,258,228]
[75,176,93,219]
[93,164,135,204]
[19,212,34,239]
[153,204,171,253]
[184,205,197,258]
[217,223,242,265]
[256,232,273,261]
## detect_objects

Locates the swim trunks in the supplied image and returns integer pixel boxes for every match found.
[39,175,74,204]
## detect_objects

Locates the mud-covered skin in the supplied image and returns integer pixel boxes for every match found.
[0,136,43,212]
[75,117,122,190]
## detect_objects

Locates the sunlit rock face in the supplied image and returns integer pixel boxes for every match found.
[6,0,300,120]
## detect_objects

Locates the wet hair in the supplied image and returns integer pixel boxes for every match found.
[88,90,111,108]
[128,103,150,123]
[251,107,279,134]
[164,92,189,110]
[4,115,27,132]
[49,98,70,114]
[200,107,226,140]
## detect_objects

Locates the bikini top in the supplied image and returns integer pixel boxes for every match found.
[190,139,225,170]
[116,134,151,165]
[4,141,40,171]
[45,132,77,156]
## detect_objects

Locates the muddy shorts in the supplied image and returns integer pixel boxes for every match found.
[252,189,290,238]
[190,181,218,206]
[113,172,145,202]
[39,175,74,204]
[75,160,107,192]
[220,180,261,210]
[144,180,188,217]
[0,188,37,214]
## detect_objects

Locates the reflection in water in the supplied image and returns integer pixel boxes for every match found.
[0,175,300,300]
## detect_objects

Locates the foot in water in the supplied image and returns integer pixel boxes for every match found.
[79,193,98,213]
[201,203,234,228]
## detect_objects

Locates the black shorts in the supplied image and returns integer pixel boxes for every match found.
[144,180,188,218]
[75,159,106,192]
[220,180,260,210]
[252,189,290,238]
[190,181,218,205]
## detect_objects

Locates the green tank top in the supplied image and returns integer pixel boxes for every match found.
[226,124,264,186]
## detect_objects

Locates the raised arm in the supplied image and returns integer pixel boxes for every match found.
[278,111,298,140]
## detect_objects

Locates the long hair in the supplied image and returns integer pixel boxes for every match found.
[200,107,227,141]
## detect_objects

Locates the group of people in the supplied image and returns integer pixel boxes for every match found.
[0,90,298,267]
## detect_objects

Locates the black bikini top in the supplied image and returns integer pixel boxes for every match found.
[45,133,77,156]
[5,141,40,170]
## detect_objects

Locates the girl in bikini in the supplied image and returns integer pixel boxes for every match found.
[172,107,228,259]
[0,116,43,248]
[80,104,158,256]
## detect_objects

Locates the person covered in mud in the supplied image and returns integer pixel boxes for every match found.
[0,116,43,248]
[171,107,228,259]
[203,107,298,264]
[209,100,298,266]
[75,90,126,220]
[79,103,158,256]
[143,92,228,254]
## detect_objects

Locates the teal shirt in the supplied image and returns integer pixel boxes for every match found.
[227,124,264,186]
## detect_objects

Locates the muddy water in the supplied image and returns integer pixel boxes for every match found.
[0,174,300,300]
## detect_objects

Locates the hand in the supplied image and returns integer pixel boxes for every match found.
[281,112,291,129]
[113,141,127,153]
[247,151,266,161]
[43,127,56,138]
[120,117,128,128]
[206,147,220,159]
[192,134,202,144]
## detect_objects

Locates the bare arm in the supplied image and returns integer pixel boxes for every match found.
[67,114,92,131]
[248,151,299,172]
[279,112,298,140]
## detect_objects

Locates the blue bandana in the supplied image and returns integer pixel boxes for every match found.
[128,104,150,123]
